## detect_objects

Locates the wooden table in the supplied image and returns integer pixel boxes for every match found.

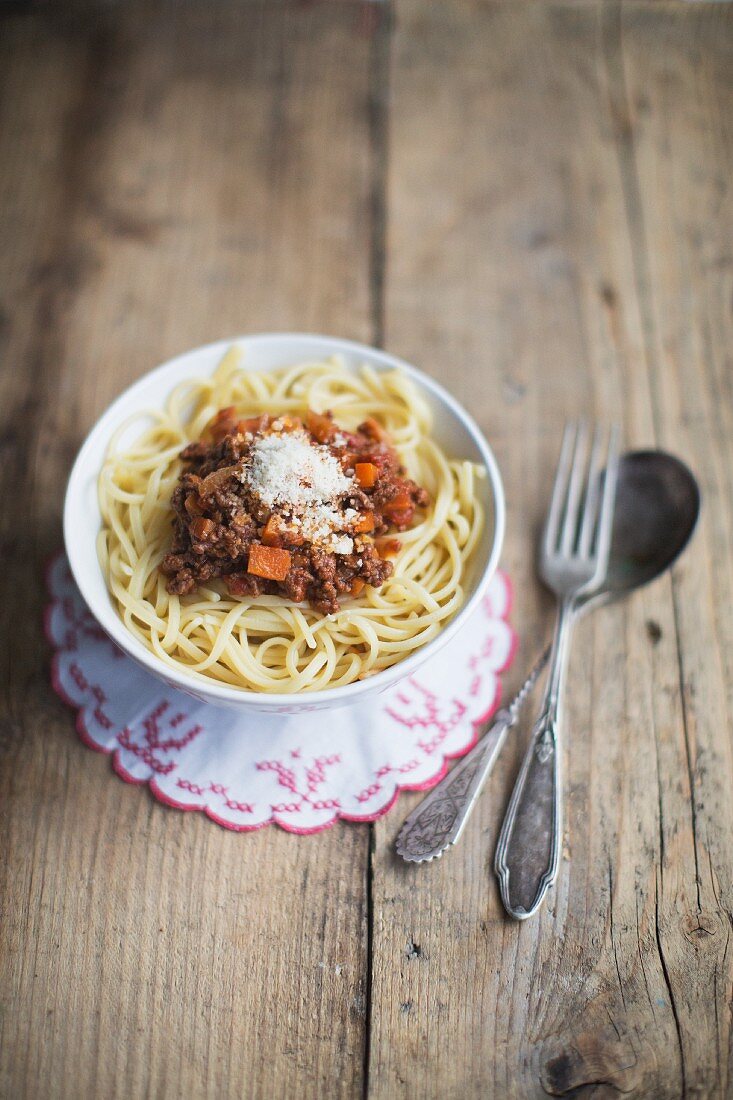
[2,2,732,1096]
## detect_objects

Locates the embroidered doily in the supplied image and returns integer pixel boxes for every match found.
[45,554,517,833]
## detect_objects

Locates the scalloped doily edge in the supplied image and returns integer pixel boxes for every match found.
[44,553,518,834]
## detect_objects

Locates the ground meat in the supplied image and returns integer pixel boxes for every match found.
[160,408,428,612]
[358,544,394,586]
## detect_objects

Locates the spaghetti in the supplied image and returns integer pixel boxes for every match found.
[97,348,485,693]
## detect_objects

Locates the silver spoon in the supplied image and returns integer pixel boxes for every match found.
[577,449,700,612]
[396,450,700,865]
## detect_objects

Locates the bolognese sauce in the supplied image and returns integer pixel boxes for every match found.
[160,407,430,614]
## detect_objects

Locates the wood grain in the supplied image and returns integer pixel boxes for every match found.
[370,2,733,1098]
[1,2,732,1098]
[0,4,376,1098]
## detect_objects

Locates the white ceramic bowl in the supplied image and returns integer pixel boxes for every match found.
[64,334,505,713]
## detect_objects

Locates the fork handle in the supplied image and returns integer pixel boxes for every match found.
[494,597,574,919]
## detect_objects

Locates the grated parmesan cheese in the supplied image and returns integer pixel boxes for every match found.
[238,429,358,554]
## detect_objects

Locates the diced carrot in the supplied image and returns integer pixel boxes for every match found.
[190,517,214,540]
[260,515,304,547]
[207,406,239,441]
[261,516,283,547]
[360,416,389,442]
[350,578,366,597]
[237,414,270,436]
[386,508,413,529]
[306,410,336,443]
[355,462,379,488]
[185,493,204,517]
[383,492,414,529]
[247,543,292,581]
[376,537,401,559]
[353,512,375,534]
[384,491,411,514]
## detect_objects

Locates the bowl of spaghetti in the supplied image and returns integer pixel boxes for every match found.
[64,334,505,712]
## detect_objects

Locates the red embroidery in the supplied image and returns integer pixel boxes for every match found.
[397,758,421,773]
[177,778,205,796]
[93,706,113,730]
[69,662,89,692]
[115,702,203,774]
[174,778,254,816]
[386,680,467,754]
[356,782,382,803]
[46,550,516,835]
[258,752,341,813]
[469,633,498,671]
[224,798,255,814]
[117,728,173,774]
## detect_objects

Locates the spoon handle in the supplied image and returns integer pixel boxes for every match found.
[494,597,574,919]
[395,648,550,864]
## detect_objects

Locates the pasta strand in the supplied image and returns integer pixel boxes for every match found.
[97,351,484,693]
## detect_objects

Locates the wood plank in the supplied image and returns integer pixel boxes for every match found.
[0,4,375,1097]
[370,2,733,1097]
[613,4,733,1094]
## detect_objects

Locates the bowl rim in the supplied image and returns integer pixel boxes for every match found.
[63,332,506,707]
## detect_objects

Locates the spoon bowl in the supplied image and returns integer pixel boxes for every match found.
[580,449,700,610]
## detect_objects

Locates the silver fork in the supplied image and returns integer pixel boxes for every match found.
[494,421,619,920]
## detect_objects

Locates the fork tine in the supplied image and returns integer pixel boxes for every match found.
[559,420,588,555]
[578,424,604,557]
[543,422,577,556]
[593,424,620,570]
